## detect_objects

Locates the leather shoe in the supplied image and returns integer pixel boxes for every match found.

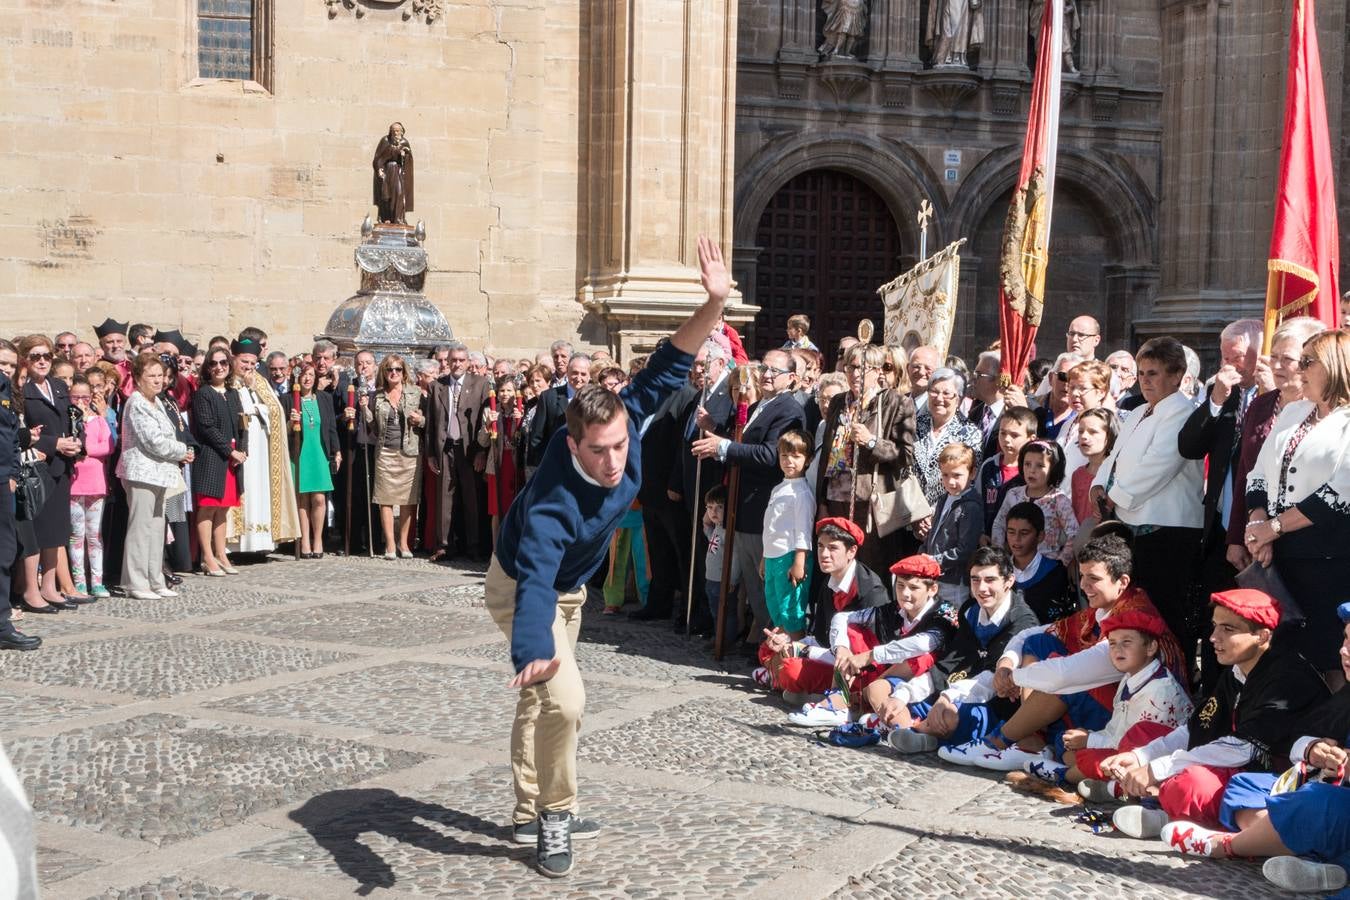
[19,601,58,615]
[166,573,184,587]
[65,595,98,605]
[0,629,41,651]
[48,599,79,611]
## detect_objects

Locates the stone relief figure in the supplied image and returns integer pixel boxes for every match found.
[372,122,415,225]
[818,0,868,58]
[1029,0,1082,74]
[926,0,984,69]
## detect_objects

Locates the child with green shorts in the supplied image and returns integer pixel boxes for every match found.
[760,429,816,635]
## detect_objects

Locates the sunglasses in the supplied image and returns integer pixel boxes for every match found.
[1298,355,1317,370]
[388,367,405,373]
[1055,370,1070,382]
[208,359,230,368]
[881,363,895,373]
[57,343,76,350]
[27,351,53,362]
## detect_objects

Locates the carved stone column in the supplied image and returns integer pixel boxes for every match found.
[579,0,748,355]
[984,0,1029,115]
[871,0,921,107]
[776,0,816,99]
[1142,0,1345,342]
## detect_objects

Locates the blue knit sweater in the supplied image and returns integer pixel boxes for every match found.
[495,340,693,671]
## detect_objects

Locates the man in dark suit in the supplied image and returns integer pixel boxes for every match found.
[642,341,732,626]
[965,350,1005,461]
[1177,318,1264,688]
[428,342,491,560]
[632,349,697,624]
[692,349,805,652]
[527,353,592,471]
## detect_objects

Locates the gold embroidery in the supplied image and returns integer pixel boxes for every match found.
[948,669,968,685]
[1197,696,1219,729]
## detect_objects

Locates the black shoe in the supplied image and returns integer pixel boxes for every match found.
[48,599,79,611]
[535,811,573,878]
[65,595,98,605]
[19,601,59,615]
[165,573,184,587]
[0,629,41,651]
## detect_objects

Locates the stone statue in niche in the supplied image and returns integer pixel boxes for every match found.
[1029,0,1082,74]
[818,0,868,58]
[926,0,984,69]
[371,122,415,225]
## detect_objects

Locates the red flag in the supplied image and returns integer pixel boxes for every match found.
[998,1,1062,389]
[1265,0,1340,351]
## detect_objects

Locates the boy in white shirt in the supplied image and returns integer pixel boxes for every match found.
[761,430,815,636]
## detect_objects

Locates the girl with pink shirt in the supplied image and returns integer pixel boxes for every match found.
[68,376,114,597]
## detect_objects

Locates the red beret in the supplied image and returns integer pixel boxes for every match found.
[1211,589,1282,630]
[1101,610,1169,640]
[890,554,942,580]
[815,516,864,547]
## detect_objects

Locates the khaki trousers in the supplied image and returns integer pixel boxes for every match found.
[122,481,168,594]
[484,556,586,824]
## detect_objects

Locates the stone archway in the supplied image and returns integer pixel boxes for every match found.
[947,147,1158,359]
[749,168,904,361]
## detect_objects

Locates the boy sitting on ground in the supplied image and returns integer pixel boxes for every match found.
[887,547,1041,755]
[1096,590,1330,840]
[757,518,889,705]
[787,554,960,728]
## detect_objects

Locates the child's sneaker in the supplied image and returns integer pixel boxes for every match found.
[751,667,772,688]
[1263,856,1349,893]
[888,728,940,754]
[787,699,848,728]
[937,737,985,766]
[1160,821,1227,856]
[73,582,87,595]
[1024,759,1070,786]
[535,810,573,878]
[1078,779,1123,803]
[90,585,110,598]
[970,742,1052,773]
[1112,805,1169,839]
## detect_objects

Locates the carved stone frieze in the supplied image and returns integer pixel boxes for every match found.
[325,0,443,24]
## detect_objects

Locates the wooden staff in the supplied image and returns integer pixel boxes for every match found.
[291,367,303,561]
[684,382,711,637]
[847,319,875,523]
[714,365,754,661]
[343,380,356,558]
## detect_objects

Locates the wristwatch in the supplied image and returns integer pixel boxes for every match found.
[1269,516,1283,536]
[866,437,877,450]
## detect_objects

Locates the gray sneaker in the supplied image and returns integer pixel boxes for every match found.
[535,810,573,878]
[887,728,939,754]
[1263,857,1348,893]
[513,814,602,845]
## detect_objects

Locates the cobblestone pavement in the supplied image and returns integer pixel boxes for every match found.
[3,555,1283,899]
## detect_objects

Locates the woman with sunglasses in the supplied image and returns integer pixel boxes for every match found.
[191,348,248,576]
[815,342,919,571]
[362,354,426,559]
[15,335,84,614]
[1244,329,1350,687]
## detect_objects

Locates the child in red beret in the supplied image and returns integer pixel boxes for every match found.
[1099,589,1331,840]
[1016,610,1192,799]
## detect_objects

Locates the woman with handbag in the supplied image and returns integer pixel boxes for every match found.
[1244,329,1350,685]
[117,352,194,601]
[815,342,918,573]
[284,363,340,558]
[361,354,426,559]
[15,335,83,614]
[191,347,247,576]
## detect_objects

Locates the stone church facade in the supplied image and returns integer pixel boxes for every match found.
[732,0,1350,364]
[4,1,1348,365]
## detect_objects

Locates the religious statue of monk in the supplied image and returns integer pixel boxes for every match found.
[926,0,984,69]
[372,122,415,225]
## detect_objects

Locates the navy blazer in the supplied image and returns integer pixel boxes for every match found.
[724,392,806,534]
[22,376,73,480]
[526,385,568,468]
[922,486,984,585]
[1178,384,1246,547]
[669,374,734,512]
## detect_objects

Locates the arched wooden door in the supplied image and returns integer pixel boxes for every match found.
[751,169,903,364]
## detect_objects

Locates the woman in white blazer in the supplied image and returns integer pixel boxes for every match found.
[1243,329,1350,681]
[1090,337,1204,655]
[116,353,194,600]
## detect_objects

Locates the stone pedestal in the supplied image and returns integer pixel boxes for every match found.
[319,224,455,358]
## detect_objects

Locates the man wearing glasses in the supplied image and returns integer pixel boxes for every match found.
[691,349,805,660]
[1065,315,1102,360]
[54,332,78,361]
[265,351,291,398]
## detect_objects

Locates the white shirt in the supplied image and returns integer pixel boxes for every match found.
[1091,391,1204,528]
[762,477,815,558]
[1085,660,1193,750]
[1133,665,1256,781]
[1248,400,1350,514]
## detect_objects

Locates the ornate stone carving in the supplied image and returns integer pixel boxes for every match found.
[817,58,871,104]
[916,68,980,110]
[325,0,443,24]
[818,0,868,59]
[991,79,1022,116]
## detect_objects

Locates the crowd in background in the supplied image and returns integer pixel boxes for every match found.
[3,300,1350,890]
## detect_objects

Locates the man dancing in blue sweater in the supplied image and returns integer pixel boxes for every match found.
[486,236,732,877]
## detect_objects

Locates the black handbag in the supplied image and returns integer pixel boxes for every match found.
[15,458,52,522]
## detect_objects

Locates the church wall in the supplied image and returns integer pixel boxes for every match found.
[1,0,587,359]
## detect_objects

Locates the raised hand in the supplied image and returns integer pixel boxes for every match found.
[697,235,731,305]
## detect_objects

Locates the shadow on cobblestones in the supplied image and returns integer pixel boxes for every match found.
[289,788,526,894]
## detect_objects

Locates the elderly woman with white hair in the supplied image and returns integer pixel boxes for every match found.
[912,366,983,506]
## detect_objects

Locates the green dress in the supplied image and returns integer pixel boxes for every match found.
[294,396,334,494]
